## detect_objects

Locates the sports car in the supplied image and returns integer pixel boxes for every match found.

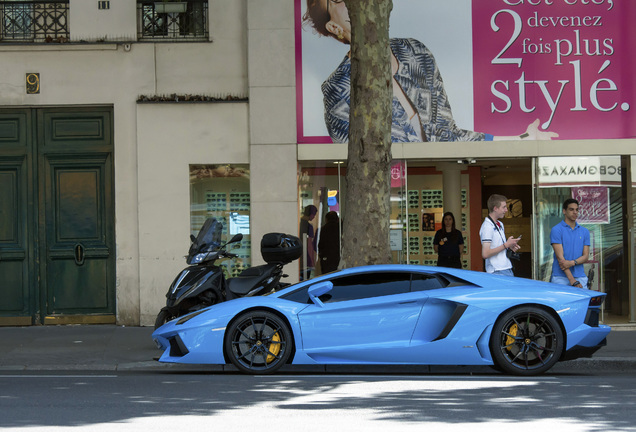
[152,264,610,376]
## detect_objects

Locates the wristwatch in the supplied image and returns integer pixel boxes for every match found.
[573,259,578,265]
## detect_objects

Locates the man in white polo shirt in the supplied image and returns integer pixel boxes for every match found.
[479,194,521,276]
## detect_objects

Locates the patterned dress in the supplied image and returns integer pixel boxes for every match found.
[321,38,493,143]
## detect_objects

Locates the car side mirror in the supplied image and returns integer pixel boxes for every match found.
[308,281,333,307]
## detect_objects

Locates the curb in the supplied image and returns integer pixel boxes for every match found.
[2,358,635,373]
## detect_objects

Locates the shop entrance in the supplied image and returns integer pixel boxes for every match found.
[0,107,115,325]
[389,159,534,278]
[534,156,633,324]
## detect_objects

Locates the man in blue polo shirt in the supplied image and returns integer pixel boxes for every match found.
[550,198,590,288]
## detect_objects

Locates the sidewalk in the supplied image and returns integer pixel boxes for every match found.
[0,324,634,373]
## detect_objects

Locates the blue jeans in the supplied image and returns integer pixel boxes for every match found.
[551,275,589,288]
[492,268,514,277]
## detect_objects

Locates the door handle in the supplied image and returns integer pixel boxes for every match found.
[74,243,85,266]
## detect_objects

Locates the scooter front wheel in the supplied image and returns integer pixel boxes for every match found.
[154,309,178,330]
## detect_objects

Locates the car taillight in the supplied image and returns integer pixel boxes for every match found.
[589,296,604,307]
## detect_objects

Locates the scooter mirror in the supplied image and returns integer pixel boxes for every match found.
[229,233,243,244]
[190,234,197,243]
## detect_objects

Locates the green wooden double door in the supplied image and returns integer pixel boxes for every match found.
[0,107,115,325]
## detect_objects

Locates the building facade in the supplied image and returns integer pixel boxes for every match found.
[0,0,634,326]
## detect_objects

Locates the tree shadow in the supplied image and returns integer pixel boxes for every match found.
[1,371,634,430]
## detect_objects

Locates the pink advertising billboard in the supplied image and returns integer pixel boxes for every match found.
[295,0,635,143]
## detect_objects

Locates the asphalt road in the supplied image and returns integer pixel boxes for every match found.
[1,371,635,432]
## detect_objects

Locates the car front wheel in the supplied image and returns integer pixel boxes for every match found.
[225,310,292,374]
[490,306,564,376]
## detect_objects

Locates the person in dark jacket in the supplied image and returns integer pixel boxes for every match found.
[299,204,318,280]
[433,211,464,269]
[318,211,341,274]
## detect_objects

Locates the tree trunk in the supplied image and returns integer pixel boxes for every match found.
[341,0,393,268]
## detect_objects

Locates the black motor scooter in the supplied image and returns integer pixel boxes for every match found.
[154,218,301,329]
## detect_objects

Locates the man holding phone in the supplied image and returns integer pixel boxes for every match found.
[550,198,590,288]
[479,194,521,276]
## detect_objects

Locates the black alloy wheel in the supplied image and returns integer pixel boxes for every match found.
[490,306,564,376]
[225,310,292,374]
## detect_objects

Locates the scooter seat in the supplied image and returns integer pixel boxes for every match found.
[226,264,278,297]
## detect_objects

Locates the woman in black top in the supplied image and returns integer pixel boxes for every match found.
[433,212,464,269]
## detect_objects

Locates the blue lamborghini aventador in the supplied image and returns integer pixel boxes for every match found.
[152,265,610,376]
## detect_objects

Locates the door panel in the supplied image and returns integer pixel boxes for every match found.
[0,107,114,325]
[0,167,27,313]
[39,108,114,322]
[42,111,111,148]
[44,159,113,314]
[0,110,31,320]
[298,292,427,362]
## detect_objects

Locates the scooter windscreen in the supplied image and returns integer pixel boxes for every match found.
[188,218,223,259]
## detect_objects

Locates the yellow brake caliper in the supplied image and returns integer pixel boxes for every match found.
[266,332,281,363]
[506,324,518,351]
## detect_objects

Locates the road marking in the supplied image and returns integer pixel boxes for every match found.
[0,375,116,378]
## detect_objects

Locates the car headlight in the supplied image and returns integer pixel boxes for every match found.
[176,308,208,325]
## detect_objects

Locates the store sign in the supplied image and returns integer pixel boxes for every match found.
[295,0,635,143]
[572,186,609,224]
[537,156,622,186]
[473,0,633,140]
[390,229,403,251]
[390,161,406,188]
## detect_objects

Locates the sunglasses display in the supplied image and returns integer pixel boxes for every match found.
[421,235,434,255]
[229,192,251,212]
[421,189,443,208]
[206,192,227,212]
[408,236,420,254]
[408,213,420,232]
[408,190,419,208]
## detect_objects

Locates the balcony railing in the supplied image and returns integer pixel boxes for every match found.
[137,1,208,41]
[0,0,69,42]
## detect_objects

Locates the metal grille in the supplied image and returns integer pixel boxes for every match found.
[137,1,208,41]
[0,1,69,42]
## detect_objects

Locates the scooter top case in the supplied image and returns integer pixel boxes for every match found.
[225,233,301,300]
[260,233,302,264]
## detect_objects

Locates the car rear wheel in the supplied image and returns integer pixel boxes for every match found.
[225,310,292,374]
[490,306,564,376]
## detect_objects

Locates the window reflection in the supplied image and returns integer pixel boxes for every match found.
[190,164,250,278]
[535,156,624,321]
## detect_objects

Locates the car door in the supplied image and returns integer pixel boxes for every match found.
[297,272,430,363]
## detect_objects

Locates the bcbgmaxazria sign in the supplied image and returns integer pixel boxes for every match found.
[537,156,622,186]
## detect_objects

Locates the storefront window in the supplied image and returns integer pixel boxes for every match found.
[535,156,624,321]
[390,162,474,268]
[299,160,475,275]
[189,164,250,278]
[298,162,344,279]
[389,161,408,264]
